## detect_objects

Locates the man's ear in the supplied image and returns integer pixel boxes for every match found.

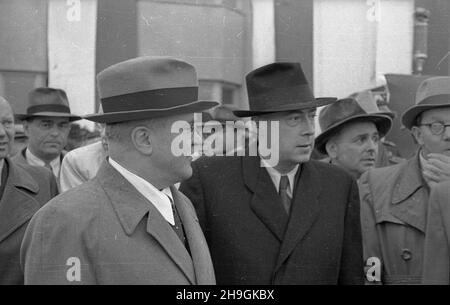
[411,126,424,146]
[131,126,153,155]
[325,140,338,159]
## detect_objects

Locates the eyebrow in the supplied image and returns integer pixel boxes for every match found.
[351,131,379,140]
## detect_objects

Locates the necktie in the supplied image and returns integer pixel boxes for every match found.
[44,163,53,173]
[166,195,188,251]
[279,175,291,215]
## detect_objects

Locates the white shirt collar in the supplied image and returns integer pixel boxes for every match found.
[261,158,299,197]
[108,158,175,225]
[25,148,61,177]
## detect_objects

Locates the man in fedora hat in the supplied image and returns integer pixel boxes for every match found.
[21,57,217,284]
[315,97,393,179]
[349,89,404,168]
[0,96,58,285]
[360,76,450,284]
[13,88,81,186]
[180,62,364,284]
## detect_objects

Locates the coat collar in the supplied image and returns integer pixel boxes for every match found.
[0,158,41,243]
[95,161,196,284]
[242,157,322,271]
[275,160,321,271]
[391,151,426,204]
[389,151,429,232]
[243,156,289,241]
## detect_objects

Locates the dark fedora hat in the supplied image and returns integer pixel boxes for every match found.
[85,56,219,123]
[15,87,81,121]
[233,62,337,117]
[402,76,450,129]
[315,98,393,155]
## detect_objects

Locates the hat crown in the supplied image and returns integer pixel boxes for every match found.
[246,62,311,94]
[319,98,375,131]
[243,62,321,113]
[415,76,450,106]
[28,87,70,108]
[97,56,198,99]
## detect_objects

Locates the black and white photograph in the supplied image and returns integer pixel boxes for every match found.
[1,0,450,294]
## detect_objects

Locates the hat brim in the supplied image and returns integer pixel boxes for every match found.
[232,97,337,117]
[85,100,219,123]
[315,114,393,155]
[15,112,82,122]
[402,104,450,129]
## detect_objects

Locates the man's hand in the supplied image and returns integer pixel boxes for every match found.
[422,153,450,186]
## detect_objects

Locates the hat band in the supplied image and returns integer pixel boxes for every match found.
[101,87,198,113]
[418,94,450,106]
[248,84,315,111]
[27,104,71,114]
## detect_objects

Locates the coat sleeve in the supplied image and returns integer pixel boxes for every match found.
[20,203,97,285]
[179,161,208,235]
[423,182,450,284]
[338,177,364,285]
[358,171,384,284]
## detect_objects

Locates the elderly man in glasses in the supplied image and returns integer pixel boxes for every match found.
[359,76,450,284]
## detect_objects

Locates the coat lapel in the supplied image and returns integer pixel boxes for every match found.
[243,156,289,242]
[172,187,216,285]
[390,152,428,233]
[0,158,41,243]
[96,161,196,284]
[275,162,321,271]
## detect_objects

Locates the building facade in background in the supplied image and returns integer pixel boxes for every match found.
[1,0,449,135]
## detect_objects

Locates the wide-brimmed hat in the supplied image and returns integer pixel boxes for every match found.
[233,62,336,117]
[315,98,393,154]
[401,76,450,129]
[15,87,81,121]
[85,56,219,123]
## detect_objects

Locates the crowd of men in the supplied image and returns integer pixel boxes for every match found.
[0,56,450,285]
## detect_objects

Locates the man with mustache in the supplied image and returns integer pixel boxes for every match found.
[360,76,450,284]
[180,62,364,284]
[13,88,81,189]
[315,97,393,179]
[0,96,58,285]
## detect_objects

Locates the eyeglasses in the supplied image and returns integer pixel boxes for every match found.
[419,122,450,135]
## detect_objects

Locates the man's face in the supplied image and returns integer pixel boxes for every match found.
[0,101,15,159]
[24,117,70,160]
[327,121,379,177]
[412,108,450,157]
[260,109,316,169]
[150,113,199,183]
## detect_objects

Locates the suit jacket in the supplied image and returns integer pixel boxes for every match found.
[21,161,216,285]
[359,151,429,284]
[0,158,58,285]
[422,180,450,284]
[180,156,363,285]
[12,147,66,190]
[60,141,107,192]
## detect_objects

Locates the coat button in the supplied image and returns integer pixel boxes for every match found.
[401,248,412,261]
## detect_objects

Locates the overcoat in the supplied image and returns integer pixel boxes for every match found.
[422,180,450,284]
[359,151,429,284]
[0,158,58,285]
[180,156,364,285]
[21,161,216,285]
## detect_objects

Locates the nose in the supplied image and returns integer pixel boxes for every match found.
[50,125,60,136]
[300,118,315,136]
[366,138,378,153]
